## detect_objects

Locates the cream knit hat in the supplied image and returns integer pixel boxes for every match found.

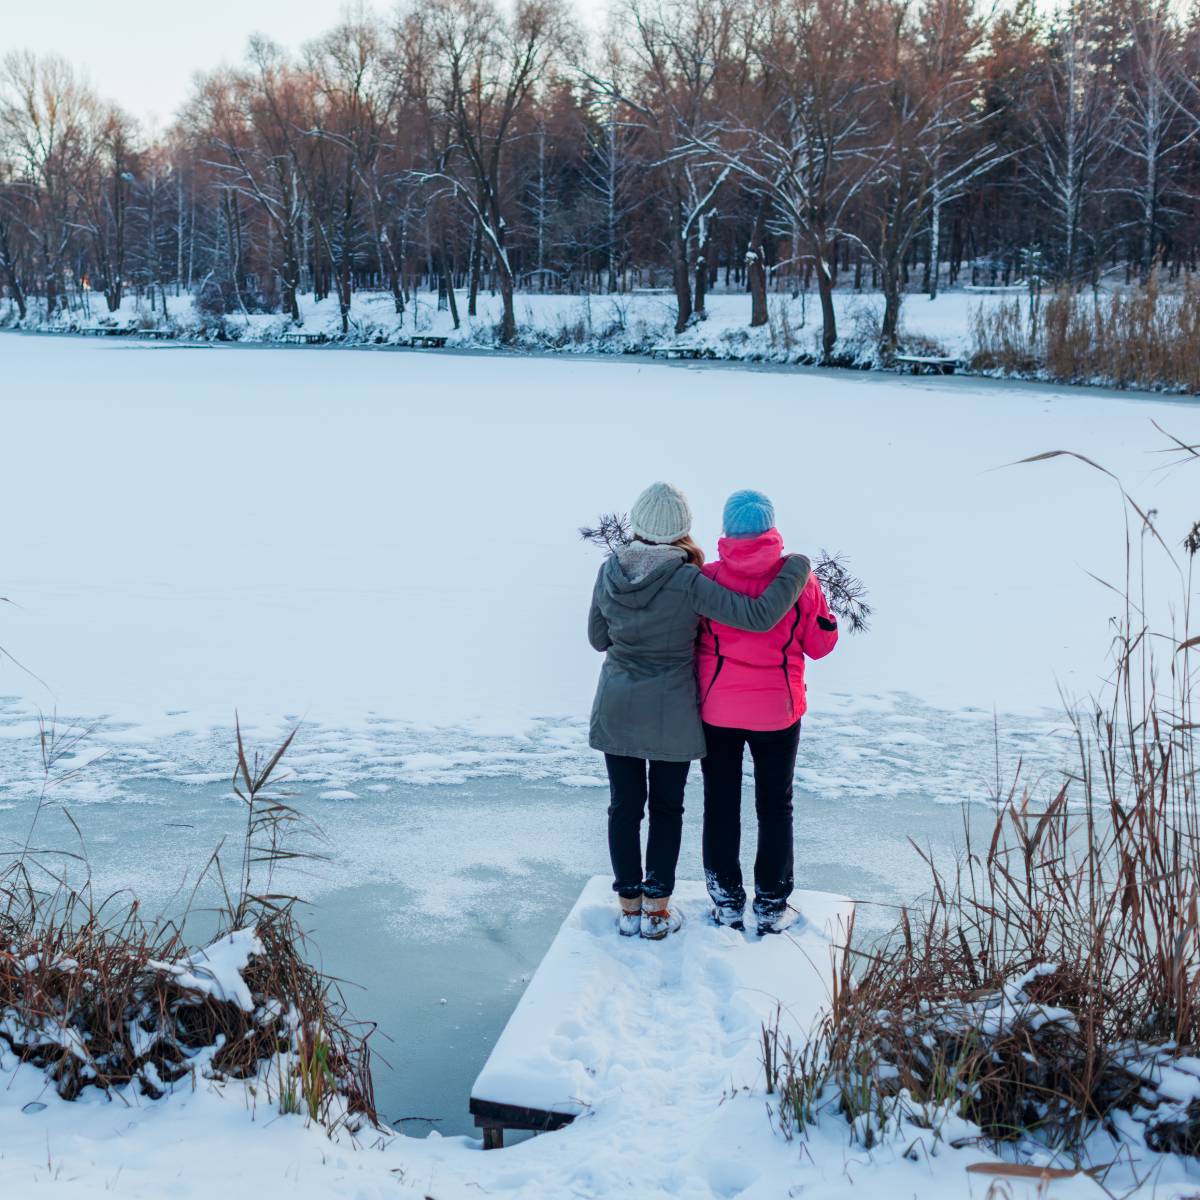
[629,482,692,545]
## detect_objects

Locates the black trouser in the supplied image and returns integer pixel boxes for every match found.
[604,754,691,901]
[700,720,801,918]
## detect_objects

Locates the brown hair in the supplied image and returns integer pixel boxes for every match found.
[673,535,706,568]
[634,533,705,568]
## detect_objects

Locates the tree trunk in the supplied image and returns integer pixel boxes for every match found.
[694,231,710,316]
[816,247,838,363]
[879,268,902,362]
[0,225,26,321]
[282,222,301,323]
[498,269,516,343]
[337,261,351,334]
[439,231,460,329]
[671,215,692,334]
[387,253,405,318]
[468,223,481,316]
[747,200,768,328]
[8,276,26,321]
[929,191,942,300]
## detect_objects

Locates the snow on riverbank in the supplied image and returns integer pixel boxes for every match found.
[4,285,998,361]
[1,883,1130,1200]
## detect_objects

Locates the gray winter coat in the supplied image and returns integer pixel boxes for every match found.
[588,544,811,761]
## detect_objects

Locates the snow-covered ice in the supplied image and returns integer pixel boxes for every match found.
[2,332,1192,735]
[1,333,1198,1196]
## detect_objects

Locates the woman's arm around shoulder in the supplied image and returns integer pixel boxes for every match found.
[800,575,839,659]
[588,562,613,651]
[686,554,811,632]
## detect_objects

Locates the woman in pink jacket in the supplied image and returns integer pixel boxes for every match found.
[695,490,839,934]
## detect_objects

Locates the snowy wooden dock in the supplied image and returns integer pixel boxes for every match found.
[469,875,852,1148]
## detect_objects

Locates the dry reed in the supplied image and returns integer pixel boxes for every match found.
[972,276,1200,393]
[768,436,1200,1167]
[0,723,378,1131]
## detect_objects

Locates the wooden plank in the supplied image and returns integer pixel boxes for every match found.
[470,1098,575,1134]
[468,877,852,1148]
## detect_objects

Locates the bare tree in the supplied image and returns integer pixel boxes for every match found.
[11,0,1200,337]
[1024,0,1118,285]
[1112,0,1198,280]
[0,157,30,319]
[859,0,1006,357]
[596,0,742,332]
[304,8,399,333]
[75,104,138,312]
[579,89,642,291]
[188,57,306,321]
[408,0,573,343]
[689,0,875,358]
[0,53,94,315]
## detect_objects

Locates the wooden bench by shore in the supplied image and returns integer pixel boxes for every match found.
[79,325,133,337]
[468,876,852,1150]
[279,330,329,345]
[398,334,449,349]
[895,353,961,375]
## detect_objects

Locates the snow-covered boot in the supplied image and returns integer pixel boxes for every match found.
[756,906,801,937]
[710,903,745,932]
[618,894,643,937]
[641,897,683,940]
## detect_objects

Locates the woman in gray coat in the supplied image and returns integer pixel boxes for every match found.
[588,482,810,940]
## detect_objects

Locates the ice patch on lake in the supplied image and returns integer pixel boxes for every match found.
[0,688,1076,942]
[0,690,1071,814]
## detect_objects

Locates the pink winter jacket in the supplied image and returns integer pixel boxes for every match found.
[696,529,838,731]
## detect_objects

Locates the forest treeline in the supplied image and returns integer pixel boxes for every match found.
[3,0,1200,360]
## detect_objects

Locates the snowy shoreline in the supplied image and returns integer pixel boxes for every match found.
[11,298,1200,404]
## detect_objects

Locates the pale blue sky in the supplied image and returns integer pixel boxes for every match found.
[3,1,605,127]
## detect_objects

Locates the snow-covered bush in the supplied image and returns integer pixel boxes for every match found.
[0,725,377,1132]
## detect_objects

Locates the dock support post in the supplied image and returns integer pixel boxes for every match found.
[482,1126,504,1150]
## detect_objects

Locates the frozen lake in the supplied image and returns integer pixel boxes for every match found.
[1,332,1196,1134]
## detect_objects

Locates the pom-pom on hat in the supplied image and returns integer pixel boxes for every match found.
[629,482,693,545]
[722,489,776,538]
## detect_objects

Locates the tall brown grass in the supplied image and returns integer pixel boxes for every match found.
[0,723,378,1131]
[972,276,1200,393]
[767,438,1200,1167]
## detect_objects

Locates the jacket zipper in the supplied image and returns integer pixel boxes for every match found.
[702,618,726,703]
[779,602,803,717]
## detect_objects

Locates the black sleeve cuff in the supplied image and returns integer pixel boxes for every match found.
[817,616,838,632]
